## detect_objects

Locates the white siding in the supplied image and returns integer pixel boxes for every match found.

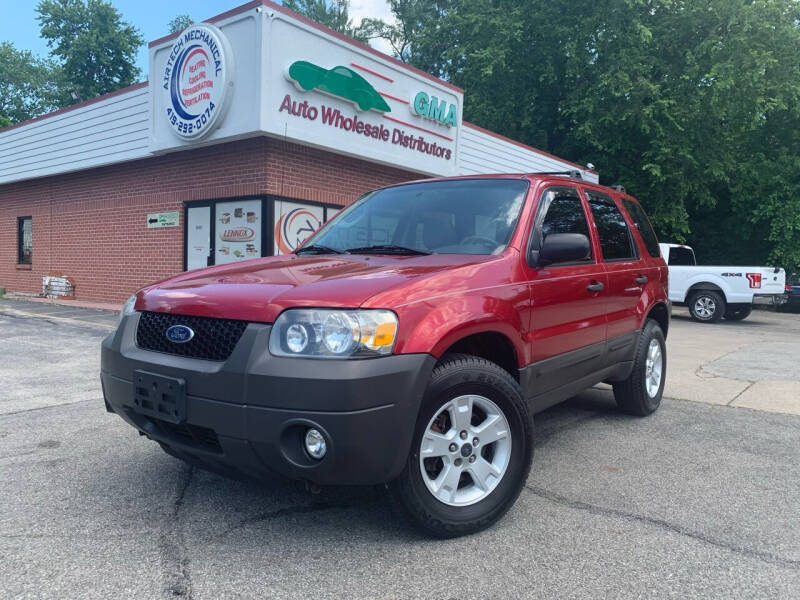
[0,85,150,185]
[458,124,598,183]
[0,87,599,186]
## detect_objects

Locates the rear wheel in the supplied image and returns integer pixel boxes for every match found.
[389,354,532,538]
[689,290,725,323]
[724,304,752,321]
[613,319,666,416]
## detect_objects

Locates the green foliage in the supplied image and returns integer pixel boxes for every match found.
[282,0,370,42]
[380,0,800,270]
[168,14,194,34]
[0,42,63,126]
[36,0,144,103]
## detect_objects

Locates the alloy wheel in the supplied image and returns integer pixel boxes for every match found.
[418,394,512,507]
[694,296,716,319]
[644,338,663,398]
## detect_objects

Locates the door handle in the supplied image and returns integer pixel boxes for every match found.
[587,281,604,293]
[635,275,648,284]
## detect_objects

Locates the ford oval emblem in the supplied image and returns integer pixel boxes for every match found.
[165,324,194,344]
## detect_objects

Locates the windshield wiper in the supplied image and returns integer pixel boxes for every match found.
[345,244,431,256]
[295,244,344,255]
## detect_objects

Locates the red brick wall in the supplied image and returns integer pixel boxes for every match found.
[0,136,419,303]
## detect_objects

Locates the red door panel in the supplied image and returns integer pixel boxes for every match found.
[529,266,608,362]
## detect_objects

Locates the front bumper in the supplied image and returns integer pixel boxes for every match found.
[753,293,788,305]
[101,312,435,485]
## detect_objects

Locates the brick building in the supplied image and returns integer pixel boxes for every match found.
[0,0,596,303]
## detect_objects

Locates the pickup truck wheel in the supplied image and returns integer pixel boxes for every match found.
[612,320,666,416]
[389,354,532,538]
[723,304,752,321]
[689,290,725,323]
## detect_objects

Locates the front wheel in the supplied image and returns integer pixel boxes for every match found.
[613,319,666,416]
[389,354,532,538]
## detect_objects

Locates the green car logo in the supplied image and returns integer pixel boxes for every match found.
[287,61,391,113]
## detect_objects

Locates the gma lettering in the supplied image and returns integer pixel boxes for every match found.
[412,92,458,128]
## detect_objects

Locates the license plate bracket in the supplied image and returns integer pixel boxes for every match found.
[133,370,186,424]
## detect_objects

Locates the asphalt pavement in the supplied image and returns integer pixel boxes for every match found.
[1,299,799,599]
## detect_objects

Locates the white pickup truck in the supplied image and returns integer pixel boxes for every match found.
[660,243,787,323]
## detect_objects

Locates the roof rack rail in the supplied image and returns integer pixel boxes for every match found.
[532,170,583,180]
[610,184,626,193]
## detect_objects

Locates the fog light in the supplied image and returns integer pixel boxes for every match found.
[304,428,327,459]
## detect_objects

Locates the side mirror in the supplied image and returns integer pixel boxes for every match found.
[538,233,590,267]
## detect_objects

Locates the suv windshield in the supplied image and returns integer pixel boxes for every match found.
[305,179,529,255]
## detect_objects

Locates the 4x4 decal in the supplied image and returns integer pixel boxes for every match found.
[287,61,392,113]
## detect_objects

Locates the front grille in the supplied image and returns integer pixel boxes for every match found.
[135,311,248,361]
[151,418,222,453]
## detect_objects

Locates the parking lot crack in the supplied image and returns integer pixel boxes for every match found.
[526,485,800,570]
[159,465,194,599]
[2,399,93,417]
[209,494,382,541]
[727,381,756,406]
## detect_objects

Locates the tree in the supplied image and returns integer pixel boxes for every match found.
[382,0,800,271]
[0,42,62,126]
[282,0,370,43]
[363,0,453,65]
[168,14,193,34]
[36,0,144,103]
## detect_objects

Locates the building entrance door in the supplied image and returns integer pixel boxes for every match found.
[186,204,212,270]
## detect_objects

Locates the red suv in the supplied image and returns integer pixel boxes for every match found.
[101,174,669,537]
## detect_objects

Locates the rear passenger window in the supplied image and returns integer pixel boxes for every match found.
[667,246,696,266]
[622,199,660,258]
[586,192,636,261]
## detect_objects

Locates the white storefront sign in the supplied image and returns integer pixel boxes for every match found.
[147,211,180,228]
[149,5,463,176]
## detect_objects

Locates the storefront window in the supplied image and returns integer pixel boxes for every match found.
[273,200,325,254]
[215,199,262,265]
[184,197,337,269]
[18,217,32,264]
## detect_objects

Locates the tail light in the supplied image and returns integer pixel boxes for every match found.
[746,273,762,289]
[787,284,793,292]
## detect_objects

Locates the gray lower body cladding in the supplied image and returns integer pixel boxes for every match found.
[101,312,435,485]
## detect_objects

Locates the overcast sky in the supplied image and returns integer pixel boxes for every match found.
[0,0,395,77]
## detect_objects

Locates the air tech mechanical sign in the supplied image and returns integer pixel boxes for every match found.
[281,60,456,161]
[162,24,233,139]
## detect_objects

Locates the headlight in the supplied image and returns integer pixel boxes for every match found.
[119,294,138,324]
[269,309,398,359]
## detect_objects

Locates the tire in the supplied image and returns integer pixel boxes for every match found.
[723,304,752,321]
[613,319,666,416]
[388,354,533,538]
[688,290,726,323]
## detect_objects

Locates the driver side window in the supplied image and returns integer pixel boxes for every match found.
[537,190,593,263]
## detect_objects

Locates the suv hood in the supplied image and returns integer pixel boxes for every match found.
[136,253,496,322]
